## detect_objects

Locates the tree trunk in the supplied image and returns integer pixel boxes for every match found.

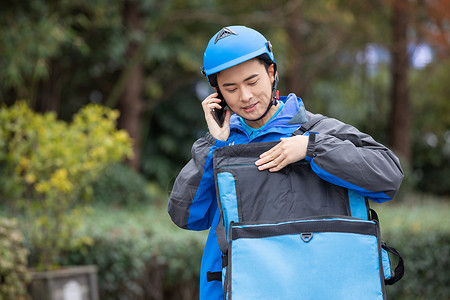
[118,0,144,171]
[40,61,62,113]
[286,3,305,97]
[389,0,411,164]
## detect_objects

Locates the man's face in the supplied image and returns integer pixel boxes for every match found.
[217,58,276,128]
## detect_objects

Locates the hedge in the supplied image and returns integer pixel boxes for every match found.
[5,195,449,300]
[0,218,29,300]
[374,197,450,300]
[54,198,449,300]
[57,204,206,300]
[92,163,157,206]
[384,230,450,299]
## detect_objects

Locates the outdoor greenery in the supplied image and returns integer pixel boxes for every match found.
[0,102,132,270]
[53,196,448,300]
[0,0,448,194]
[0,218,29,300]
[0,0,448,299]
[1,194,448,299]
[55,201,205,300]
[373,197,450,299]
[93,163,157,206]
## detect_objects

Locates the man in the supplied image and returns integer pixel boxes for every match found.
[168,25,403,299]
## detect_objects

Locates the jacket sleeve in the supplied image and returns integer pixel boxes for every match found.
[168,133,228,231]
[304,114,404,203]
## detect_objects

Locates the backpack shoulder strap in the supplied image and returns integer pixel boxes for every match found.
[292,115,327,136]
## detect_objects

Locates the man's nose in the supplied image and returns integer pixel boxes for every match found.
[239,86,252,102]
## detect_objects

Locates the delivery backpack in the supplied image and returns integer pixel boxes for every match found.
[210,116,404,300]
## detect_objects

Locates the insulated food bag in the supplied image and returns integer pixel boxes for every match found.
[213,141,403,300]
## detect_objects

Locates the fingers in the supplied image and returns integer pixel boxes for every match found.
[255,136,308,172]
[202,93,223,112]
[259,143,279,158]
[267,159,288,172]
[256,147,280,165]
[202,92,224,125]
[260,156,288,172]
[255,146,286,172]
[202,92,231,141]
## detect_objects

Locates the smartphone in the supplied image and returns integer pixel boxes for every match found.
[212,89,227,127]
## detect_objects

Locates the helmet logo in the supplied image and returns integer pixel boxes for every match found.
[214,27,238,44]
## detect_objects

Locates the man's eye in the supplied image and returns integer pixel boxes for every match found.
[248,80,259,86]
[226,88,237,93]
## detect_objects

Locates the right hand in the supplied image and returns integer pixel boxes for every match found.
[201,92,232,141]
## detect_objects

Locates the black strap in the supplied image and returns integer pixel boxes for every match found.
[369,208,379,222]
[206,271,222,282]
[292,115,327,136]
[216,215,228,260]
[331,133,373,147]
[382,242,405,285]
[330,133,363,147]
[292,116,373,149]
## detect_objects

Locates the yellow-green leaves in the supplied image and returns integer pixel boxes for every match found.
[0,101,132,270]
[0,218,30,299]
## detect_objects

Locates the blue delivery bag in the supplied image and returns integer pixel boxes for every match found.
[212,141,403,300]
[229,217,384,300]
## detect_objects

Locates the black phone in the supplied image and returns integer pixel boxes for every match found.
[212,89,227,127]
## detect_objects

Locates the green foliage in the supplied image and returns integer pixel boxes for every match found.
[410,60,450,195]
[412,138,450,195]
[0,2,67,94]
[57,204,205,300]
[52,196,449,300]
[0,102,132,270]
[92,163,156,206]
[373,196,450,299]
[385,231,449,299]
[58,228,152,299]
[0,0,124,102]
[309,63,391,143]
[0,218,30,300]
[141,86,207,188]
[0,0,448,197]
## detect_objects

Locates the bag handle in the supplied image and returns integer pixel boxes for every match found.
[382,242,405,285]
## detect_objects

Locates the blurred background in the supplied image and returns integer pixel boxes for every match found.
[0,0,449,299]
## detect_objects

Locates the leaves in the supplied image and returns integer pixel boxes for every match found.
[0,0,449,196]
[0,101,132,269]
[0,218,30,299]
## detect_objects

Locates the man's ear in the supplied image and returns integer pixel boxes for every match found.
[268,64,276,83]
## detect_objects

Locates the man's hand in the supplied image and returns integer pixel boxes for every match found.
[201,92,232,141]
[255,135,309,172]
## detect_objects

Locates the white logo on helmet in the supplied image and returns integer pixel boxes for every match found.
[214,27,238,44]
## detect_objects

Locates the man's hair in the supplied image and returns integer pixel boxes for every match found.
[256,54,273,73]
[208,54,274,88]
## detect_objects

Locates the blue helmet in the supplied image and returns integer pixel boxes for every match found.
[202,26,276,86]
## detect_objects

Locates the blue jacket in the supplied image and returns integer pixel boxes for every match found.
[168,94,403,299]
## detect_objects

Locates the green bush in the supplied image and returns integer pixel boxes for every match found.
[58,227,153,299]
[0,218,30,300]
[384,231,450,300]
[374,197,450,299]
[0,101,132,270]
[57,207,205,300]
[33,196,450,300]
[92,163,155,206]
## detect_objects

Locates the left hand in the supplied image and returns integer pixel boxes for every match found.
[255,135,309,172]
